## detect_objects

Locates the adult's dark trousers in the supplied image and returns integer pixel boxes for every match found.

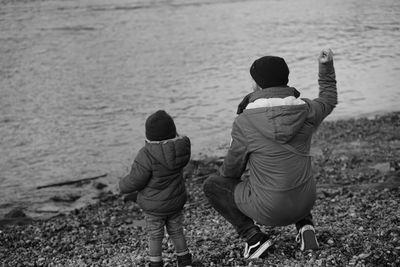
[203,174,314,241]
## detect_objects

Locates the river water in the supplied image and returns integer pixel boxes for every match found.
[1,0,400,218]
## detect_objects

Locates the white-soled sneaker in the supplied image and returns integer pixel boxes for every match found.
[243,233,273,259]
[296,224,319,251]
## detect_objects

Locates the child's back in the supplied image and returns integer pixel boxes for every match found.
[119,135,191,215]
[119,110,192,267]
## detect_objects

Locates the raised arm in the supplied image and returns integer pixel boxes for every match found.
[304,49,338,126]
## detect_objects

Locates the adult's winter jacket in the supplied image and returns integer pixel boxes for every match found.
[222,61,337,226]
[119,136,191,216]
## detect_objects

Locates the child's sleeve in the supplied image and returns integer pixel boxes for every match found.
[119,148,151,194]
[180,136,191,166]
[304,61,338,127]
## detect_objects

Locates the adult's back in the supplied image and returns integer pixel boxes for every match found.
[204,49,337,259]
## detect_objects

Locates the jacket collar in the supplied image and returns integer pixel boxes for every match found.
[145,135,182,145]
[249,86,300,102]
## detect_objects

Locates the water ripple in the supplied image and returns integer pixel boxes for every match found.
[1,0,400,217]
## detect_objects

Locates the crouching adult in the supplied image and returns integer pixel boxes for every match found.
[203,49,337,259]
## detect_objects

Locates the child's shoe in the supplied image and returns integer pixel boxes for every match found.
[296,224,319,251]
[149,261,163,267]
[177,252,192,267]
[243,232,273,259]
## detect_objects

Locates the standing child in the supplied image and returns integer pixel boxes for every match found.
[119,110,193,267]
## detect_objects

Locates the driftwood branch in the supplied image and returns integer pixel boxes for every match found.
[37,173,107,189]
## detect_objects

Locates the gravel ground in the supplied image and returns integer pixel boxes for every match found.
[1,112,399,266]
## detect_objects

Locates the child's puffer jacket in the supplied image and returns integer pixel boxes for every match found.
[119,136,191,216]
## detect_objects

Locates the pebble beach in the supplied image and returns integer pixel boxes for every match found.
[1,112,399,266]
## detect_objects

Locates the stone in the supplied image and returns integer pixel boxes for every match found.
[4,207,27,218]
[51,193,81,202]
[93,181,107,190]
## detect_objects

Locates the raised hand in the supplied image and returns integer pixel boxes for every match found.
[318,49,334,64]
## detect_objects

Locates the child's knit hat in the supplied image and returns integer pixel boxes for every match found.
[250,56,289,89]
[145,110,177,141]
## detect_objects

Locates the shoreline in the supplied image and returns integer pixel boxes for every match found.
[0,110,397,221]
[1,111,399,266]
[0,101,398,220]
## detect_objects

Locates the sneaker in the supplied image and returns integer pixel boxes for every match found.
[243,233,273,259]
[296,225,319,251]
[177,252,192,267]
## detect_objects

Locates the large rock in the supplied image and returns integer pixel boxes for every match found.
[93,181,107,190]
[1,207,32,226]
[4,207,27,218]
[50,193,81,203]
[123,192,138,202]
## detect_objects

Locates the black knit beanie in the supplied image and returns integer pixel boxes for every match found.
[145,110,177,141]
[250,56,289,89]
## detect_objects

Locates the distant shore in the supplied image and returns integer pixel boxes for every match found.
[1,112,399,266]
